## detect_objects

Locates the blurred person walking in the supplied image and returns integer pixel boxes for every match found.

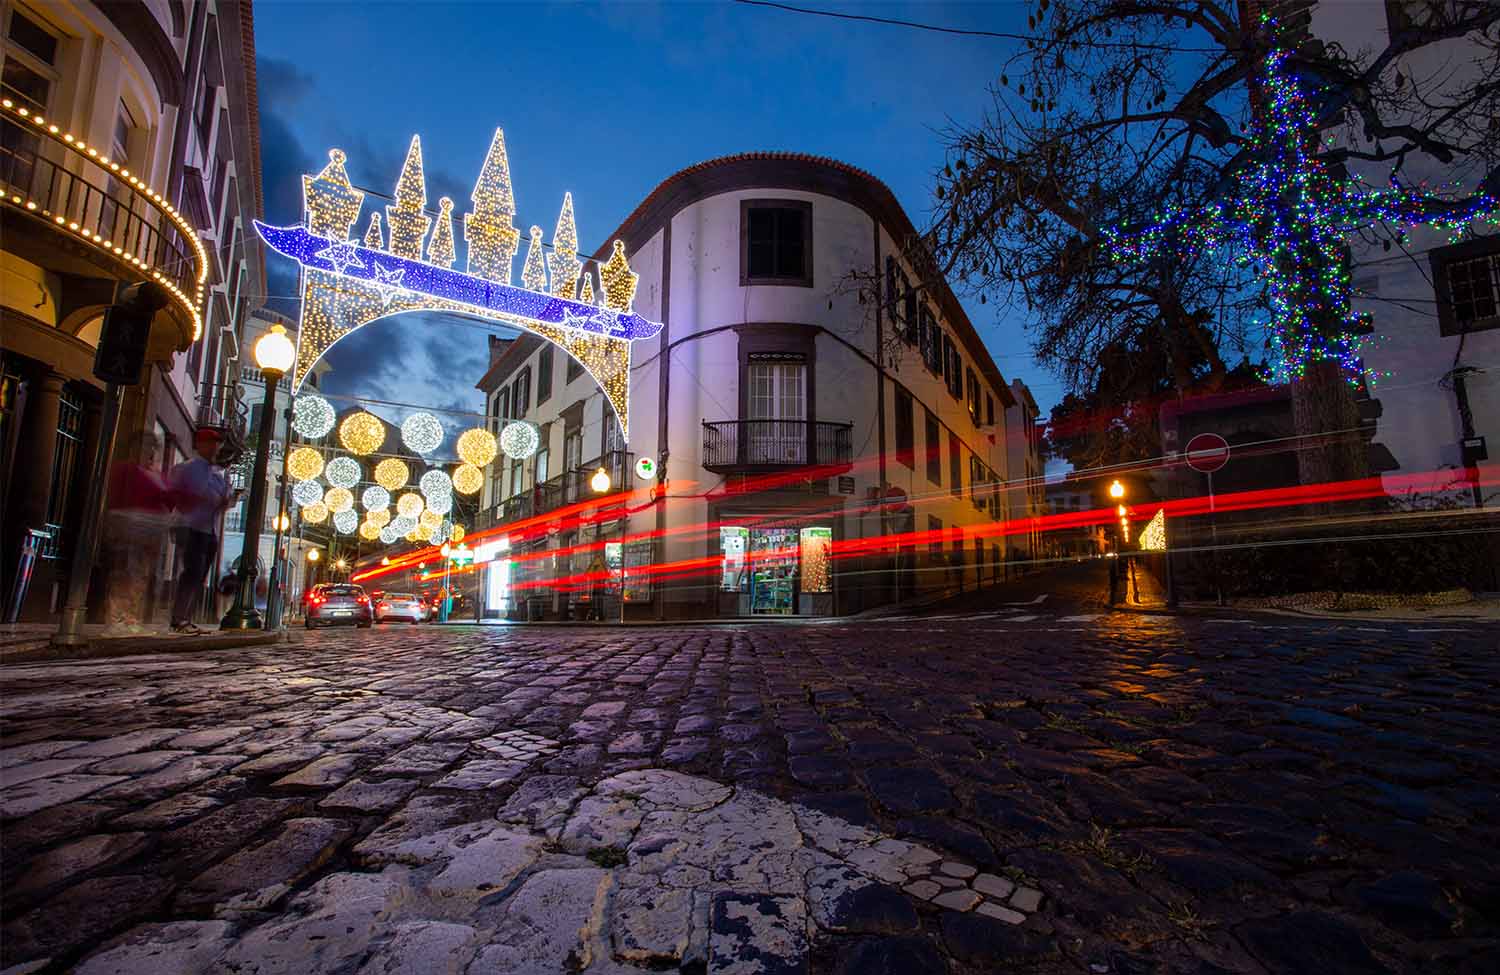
[101,431,171,633]
[168,428,240,634]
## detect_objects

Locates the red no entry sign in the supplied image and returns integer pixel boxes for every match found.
[1185,433,1230,473]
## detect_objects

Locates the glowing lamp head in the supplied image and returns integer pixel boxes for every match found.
[1108,479,1125,500]
[1116,505,1127,517]
[441,543,451,558]
[307,548,320,562]
[335,558,348,571]
[590,467,611,494]
[254,324,296,375]
[381,557,390,566]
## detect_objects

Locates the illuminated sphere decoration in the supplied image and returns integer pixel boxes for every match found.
[301,501,329,525]
[419,509,442,531]
[374,457,409,491]
[379,525,399,545]
[361,485,390,510]
[292,394,336,439]
[396,493,425,519]
[339,411,386,455]
[367,507,392,528]
[450,524,466,543]
[391,514,417,535]
[499,422,538,460]
[324,487,354,514]
[405,529,420,543]
[419,469,452,498]
[292,479,325,508]
[359,520,381,541]
[458,427,499,467]
[333,508,358,534]
[401,411,445,454]
[425,491,453,515]
[287,447,325,482]
[324,456,361,489]
[452,463,483,495]
[416,522,435,542]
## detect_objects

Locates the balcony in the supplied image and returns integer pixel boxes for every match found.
[495,451,632,526]
[702,420,853,473]
[1,101,205,357]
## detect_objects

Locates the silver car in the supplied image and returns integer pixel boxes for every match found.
[374,591,424,624]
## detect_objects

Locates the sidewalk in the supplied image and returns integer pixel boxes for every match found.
[0,622,285,665]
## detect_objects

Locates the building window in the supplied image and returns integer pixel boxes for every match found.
[894,386,914,469]
[970,455,985,508]
[509,459,523,498]
[949,434,963,498]
[44,386,84,538]
[534,447,549,486]
[943,335,963,400]
[513,367,531,418]
[747,362,806,421]
[921,308,942,373]
[566,353,583,383]
[563,428,583,475]
[2,6,59,185]
[741,200,812,286]
[1433,242,1499,336]
[928,515,943,557]
[537,344,554,405]
[924,409,941,486]
[966,369,981,424]
[902,277,917,346]
[986,393,995,427]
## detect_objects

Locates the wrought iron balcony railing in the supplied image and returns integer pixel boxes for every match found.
[701,420,853,472]
[494,451,632,527]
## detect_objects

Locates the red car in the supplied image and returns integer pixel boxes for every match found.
[304,583,373,628]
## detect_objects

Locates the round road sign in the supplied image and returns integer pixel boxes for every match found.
[1185,433,1230,473]
[634,456,658,481]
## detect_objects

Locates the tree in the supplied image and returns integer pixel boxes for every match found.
[930,0,1500,486]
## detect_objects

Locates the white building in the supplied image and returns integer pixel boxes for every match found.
[1005,378,1044,562]
[474,153,1033,620]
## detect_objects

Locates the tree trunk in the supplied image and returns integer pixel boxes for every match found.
[1290,359,1369,488]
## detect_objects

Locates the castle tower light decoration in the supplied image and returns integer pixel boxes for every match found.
[255,128,664,442]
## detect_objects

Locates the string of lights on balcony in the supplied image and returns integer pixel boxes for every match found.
[1,97,208,340]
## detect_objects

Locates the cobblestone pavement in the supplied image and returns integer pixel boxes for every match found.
[2,572,1497,974]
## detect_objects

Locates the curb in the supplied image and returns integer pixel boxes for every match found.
[0,630,285,665]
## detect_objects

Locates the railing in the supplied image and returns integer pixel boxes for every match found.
[0,113,201,308]
[702,420,853,471]
[494,451,632,526]
[195,381,249,441]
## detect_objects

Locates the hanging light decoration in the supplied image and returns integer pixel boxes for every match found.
[405,528,421,543]
[401,411,445,454]
[324,487,354,514]
[396,492,425,519]
[333,508,358,534]
[499,422,538,460]
[292,479,325,508]
[419,468,452,497]
[416,522,435,542]
[390,514,417,535]
[431,520,450,545]
[367,507,392,528]
[292,394,336,439]
[374,457,409,491]
[425,491,453,515]
[452,463,483,494]
[359,520,382,541]
[361,485,390,510]
[450,524,466,543]
[301,501,329,524]
[457,427,499,467]
[324,456,361,489]
[339,411,385,455]
[379,525,399,544]
[287,447,325,482]
[418,509,442,531]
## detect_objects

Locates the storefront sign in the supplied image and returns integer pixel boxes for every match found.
[800,527,832,593]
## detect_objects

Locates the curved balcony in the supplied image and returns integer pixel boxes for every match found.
[702,420,853,473]
[1,99,206,357]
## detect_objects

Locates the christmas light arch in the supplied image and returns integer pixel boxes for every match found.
[257,129,662,442]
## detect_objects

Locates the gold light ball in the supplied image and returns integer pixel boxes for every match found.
[396,492,425,518]
[287,447,325,482]
[374,457,409,491]
[301,501,329,524]
[452,463,483,495]
[450,524,466,543]
[339,411,385,455]
[418,509,442,531]
[416,522,435,542]
[456,427,498,467]
[404,529,420,542]
[324,487,354,513]
[367,507,391,528]
[359,520,381,540]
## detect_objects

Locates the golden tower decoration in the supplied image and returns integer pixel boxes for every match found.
[463,128,520,284]
[363,212,384,251]
[521,225,548,293]
[386,135,431,260]
[547,193,583,299]
[428,197,456,269]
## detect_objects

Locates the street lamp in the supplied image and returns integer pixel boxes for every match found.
[307,548,320,562]
[221,325,295,630]
[591,467,611,493]
[1109,479,1125,500]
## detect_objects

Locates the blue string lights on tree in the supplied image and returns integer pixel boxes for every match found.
[1104,35,1498,388]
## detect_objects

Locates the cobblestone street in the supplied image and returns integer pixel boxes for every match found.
[2,581,1497,974]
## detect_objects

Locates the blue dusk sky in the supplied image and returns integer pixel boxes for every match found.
[254,0,1061,438]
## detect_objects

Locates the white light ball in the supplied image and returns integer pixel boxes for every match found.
[325,456,361,489]
[333,509,358,534]
[362,485,390,510]
[292,394,336,439]
[419,469,452,498]
[292,479,325,508]
[390,514,417,535]
[499,422,539,460]
[401,411,444,454]
[379,525,399,544]
[425,491,452,515]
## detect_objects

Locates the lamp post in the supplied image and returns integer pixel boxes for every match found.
[1107,480,1126,606]
[306,547,320,591]
[221,325,295,629]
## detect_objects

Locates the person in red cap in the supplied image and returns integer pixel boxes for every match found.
[102,431,171,633]
[167,427,241,633]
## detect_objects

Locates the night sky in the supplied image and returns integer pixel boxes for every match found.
[254,1,1059,440]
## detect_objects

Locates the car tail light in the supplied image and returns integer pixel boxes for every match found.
[357,595,368,604]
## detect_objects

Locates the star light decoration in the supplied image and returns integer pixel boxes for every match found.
[292,395,336,440]
[1104,36,1498,388]
[260,130,651,442]
[499,421,539,460]
[288,447,325,482]
[339,412,386,455]
[374,458,409,491]
[457,428,499,467]
[325,456,361,490]
[401,412,444,454]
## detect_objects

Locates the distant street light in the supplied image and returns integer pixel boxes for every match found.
[307,549,320,562]
[591,467,611,493]
[1109,479,1125,500]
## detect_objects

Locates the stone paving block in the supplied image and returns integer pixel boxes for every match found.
[468,868,613,975]
[73,920,235,975]
[56,730,182,760]
[1,774,129,818]
[354,920,478,975]
[0,740,87,766]
[376,742,469,775]
[215,870,409,975]
[115,794,223,830]
[972,873,1015,900]
[1009,885,1043,912]
[167,727,253,750]
[933,889,981,912]
[10,831,150,899]
[807,864,919,935]
[2,874,174,967]
[558,795,645,854]
[86,750,197,775]
[709,893,808,975]
[160,797,300,874]
[179,817,352,914]
[4,800,115,850]
[831,935,947,975]
[425,826,542,900]
[498,774,586,830]
[272,754,360,789]
[596,768,733,812]
[610,879,692,963]
[232,743,327,776]
[2,758,95,787]
[432,759,528,790]
[976,901,1026,924]
[94,755,243,802]
[319,777,420,813]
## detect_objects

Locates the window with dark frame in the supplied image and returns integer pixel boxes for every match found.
[894,387,914,469]
[3,7,60,191]
[943,335,962,399]
[513,367,531,418]
[902,278,917,345]
[921,308,942,373]
[566,353,583,383]
[966,369,981,423]
[986,393,995,427]
[498,386,510,420]
[924,409,941,485]
[928,515,943,557]
[743,201,812,285]
[970,455,985,508]
[949,433,962,498]
[536,344,554,405]
[1435,246,1499,336]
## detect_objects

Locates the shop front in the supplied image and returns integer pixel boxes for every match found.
[717,521,834,617]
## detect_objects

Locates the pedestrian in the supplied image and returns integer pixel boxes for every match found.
[167,427,241,634]
[101,431,171,634]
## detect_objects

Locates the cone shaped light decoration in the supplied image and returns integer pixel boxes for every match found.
[374,458,409,491]
[400,412,444,454]
[325,456,361,489]
[292,479,325,507]
[288,447,325,482]
[457,428,498,467]
[362,485,390,510]
[396,492,425,518]
[452,464,483,494]
[301,501,329,524]
[292,395,336,439]
[339,412,385,455]
[324,487,354,514]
